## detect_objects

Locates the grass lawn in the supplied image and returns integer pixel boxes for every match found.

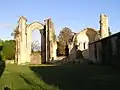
[0,64,120,90]
[0,64,58,90]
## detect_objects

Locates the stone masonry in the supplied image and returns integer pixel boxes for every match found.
[13,16,57,65]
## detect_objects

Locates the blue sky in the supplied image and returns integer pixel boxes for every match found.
[0,0,120,42]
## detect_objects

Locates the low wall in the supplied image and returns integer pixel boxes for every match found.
[30,53,41,64]
[89,32,120,65]
[5,60,15,64]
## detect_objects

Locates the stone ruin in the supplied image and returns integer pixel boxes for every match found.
[12,14,109,65]
[13,16,57,65]
[68,14,110,63]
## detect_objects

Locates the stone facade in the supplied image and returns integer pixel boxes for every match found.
[13,16,57,65]
[68,14,109,61]
[88,14,120,65]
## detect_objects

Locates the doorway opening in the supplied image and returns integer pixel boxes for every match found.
[31,30,41,64]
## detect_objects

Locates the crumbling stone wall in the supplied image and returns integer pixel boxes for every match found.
[89,32,120,65]
[13,16,57,65]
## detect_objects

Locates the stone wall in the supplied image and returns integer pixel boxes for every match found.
[14,16,57,65]
[6,60,15,64]
[89,32,120,65]
[30,53,41,64]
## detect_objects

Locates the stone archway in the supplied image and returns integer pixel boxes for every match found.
[13,16,57,65]
[26,22,45,64]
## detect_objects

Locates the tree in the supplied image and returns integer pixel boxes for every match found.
[108,27,112,35]
[0,39,4,46]
[57,27,73,55]
[31,40,41,53]
[0,40,3,61]
[2,40,15,60]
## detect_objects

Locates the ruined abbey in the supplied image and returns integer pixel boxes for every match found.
[13,17,57,65]
[68,14,110,62]
[13,14,110,65]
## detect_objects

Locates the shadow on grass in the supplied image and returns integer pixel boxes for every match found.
[19,74,47,89]
[0,61,5,78]
[30,64,120,90]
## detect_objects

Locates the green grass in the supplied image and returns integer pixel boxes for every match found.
[1,64,120,90]
[0,64,58,90]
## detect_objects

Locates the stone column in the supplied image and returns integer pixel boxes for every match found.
[53,41,57,60]
[17,16,27,65]
[26,26,32,63]
[100,14,109,39]
[15,36,18,64]
[41,29,46,64]
[48,19,57,61]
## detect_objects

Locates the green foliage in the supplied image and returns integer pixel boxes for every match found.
[0,39,4,46]
[108,27,112,35]
[0,39,4,61]
[109,31,112,35]
[58,27,73,55]
[0,40,15,60]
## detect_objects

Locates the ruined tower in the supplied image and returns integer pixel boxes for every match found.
[46,18,57,61]
[100,14,109,38]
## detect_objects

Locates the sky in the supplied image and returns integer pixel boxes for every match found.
[0,0,120,42]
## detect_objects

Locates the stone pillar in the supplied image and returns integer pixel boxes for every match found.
[44,20,49,63]
[53,41,57,60]
[26,25,32,63]
[100,14,109,39]
[44,18,57,62]
[17,36,21,63]
[41,28,46,64]
[17,16,27,65]
[15,36,18,64]
[47,19,57,61]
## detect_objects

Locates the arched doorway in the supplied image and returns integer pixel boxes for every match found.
[27,22,45,64]
[31,30,41,53]
[31,30,41,64]
[26,22,45,65]
[14,16,57,65]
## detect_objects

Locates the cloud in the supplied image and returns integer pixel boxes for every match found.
[0,23,15,28]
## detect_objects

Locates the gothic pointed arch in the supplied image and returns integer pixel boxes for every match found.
[27,22,44,31]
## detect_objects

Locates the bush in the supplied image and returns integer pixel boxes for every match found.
[0,46,3,61]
